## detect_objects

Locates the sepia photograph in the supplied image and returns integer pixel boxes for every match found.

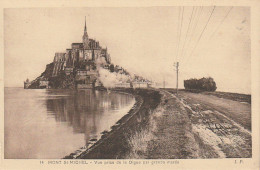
[1,1,259,169]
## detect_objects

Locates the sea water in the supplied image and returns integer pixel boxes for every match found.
[4,87,135,159]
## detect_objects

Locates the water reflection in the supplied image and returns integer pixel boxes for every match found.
[45,89,134,147]
[5,88,134,158]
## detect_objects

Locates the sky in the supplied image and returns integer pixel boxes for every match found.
[4,7,250,94]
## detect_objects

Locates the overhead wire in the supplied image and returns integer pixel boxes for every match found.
[179,7,195,62]
[200,7,233,70]
[182,6,203,65]
[209,7,233,40]
[184,6,216,67]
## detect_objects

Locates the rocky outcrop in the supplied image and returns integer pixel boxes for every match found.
[48,72,76,89]
[40,62,54,79]
[27,63,53,89]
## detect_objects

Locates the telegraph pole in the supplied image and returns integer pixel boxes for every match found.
[174,62,179,96]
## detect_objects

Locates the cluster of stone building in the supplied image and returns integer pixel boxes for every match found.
[52,18,111,88]
[24,18,154,89]
[25,18,111,89]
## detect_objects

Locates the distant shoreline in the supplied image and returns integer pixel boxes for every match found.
[4,86,252,95]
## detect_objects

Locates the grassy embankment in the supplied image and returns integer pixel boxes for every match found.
[64,88,161,159]
[126,90,201,158]
[69,88,209,159]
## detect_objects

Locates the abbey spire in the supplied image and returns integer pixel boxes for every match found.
[83,16,89,49]
[84,16,87,33]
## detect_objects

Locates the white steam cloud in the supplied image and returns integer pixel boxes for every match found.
[98,68,131,88]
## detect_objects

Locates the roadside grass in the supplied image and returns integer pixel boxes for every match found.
[125,106,164,159]
[125,93,200,159]
[126,128,152,158]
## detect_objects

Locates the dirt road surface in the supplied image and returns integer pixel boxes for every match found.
[166,90,252,158]
[178,91,251,131]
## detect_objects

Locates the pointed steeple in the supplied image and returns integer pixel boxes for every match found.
[84,16,87,32]
[83,16,89,49]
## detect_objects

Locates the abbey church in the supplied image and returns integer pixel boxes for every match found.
[52,17,111,77]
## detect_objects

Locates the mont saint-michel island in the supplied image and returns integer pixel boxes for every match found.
[5,7,251,161]
[24,18,151,90]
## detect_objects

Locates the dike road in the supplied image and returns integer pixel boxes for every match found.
[65,88,251,159]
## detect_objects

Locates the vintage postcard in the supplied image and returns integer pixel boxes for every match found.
[0,0,259,170]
